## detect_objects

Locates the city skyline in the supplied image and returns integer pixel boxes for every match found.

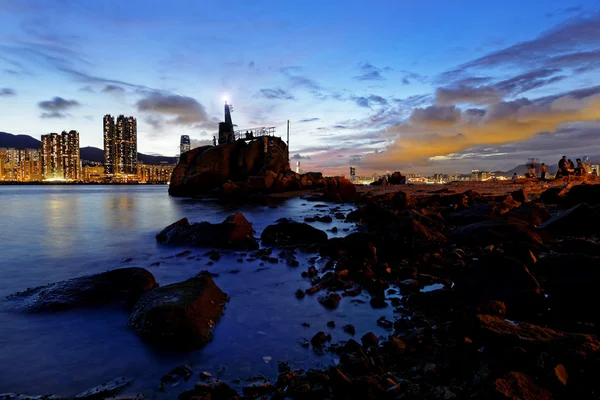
[1,1,600,175]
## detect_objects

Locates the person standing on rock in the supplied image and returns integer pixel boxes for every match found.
[540,163,547,180]
[512,173,518,182]
[557,156,567,177]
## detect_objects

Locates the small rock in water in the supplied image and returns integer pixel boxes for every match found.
[199,371,212,380]
[286,256,300,267]
[377,316,393,329]
[318,292,342,309]
[122,257,133,263]
[298,338,310,347]
[75,377,133,399]
[228,269,240,274]
[295,289,306,299]
[150,262,160,267]
[176,250,192,258]
[327,320,336,328]
[311,331,331,347]
[343,324,356,335]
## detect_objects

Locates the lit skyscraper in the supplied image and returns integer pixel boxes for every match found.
[61,130,80,180]
[104,114,138,176]
[103,115,115,175]
[180,135,190,155]
[41,133,64,180]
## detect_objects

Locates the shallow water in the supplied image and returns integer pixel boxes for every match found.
[0,186,397,398]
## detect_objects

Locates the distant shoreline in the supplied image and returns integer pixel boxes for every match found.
[0,181,168,186]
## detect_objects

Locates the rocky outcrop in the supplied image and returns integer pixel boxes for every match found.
[156,212,259,250]
[323,177,356,201]
[3,268,157,312]
[371,171,406,186]
[129,273,228,350]
[169,137,290,196]
[261,218,328,246]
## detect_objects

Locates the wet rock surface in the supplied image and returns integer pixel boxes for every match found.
[156,212,259,250]
[129,273,228,350]
[2,268,157,312]
[261,218,328,246]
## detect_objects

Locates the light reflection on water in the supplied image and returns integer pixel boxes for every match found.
[0,185,394,398]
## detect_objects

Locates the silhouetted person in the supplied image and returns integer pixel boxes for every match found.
[575,158,586,175]
[567,159,575,173]
[540,163,547,180]
[213,136,217,146]
[557,156,567,177]
[512,172,518,182]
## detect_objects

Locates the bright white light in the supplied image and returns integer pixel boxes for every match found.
[222,94,229,103]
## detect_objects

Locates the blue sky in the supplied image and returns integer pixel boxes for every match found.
[1,0,600,174]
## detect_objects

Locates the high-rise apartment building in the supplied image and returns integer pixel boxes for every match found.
[41,133,64,180]
[61,130,81,180]
[104,114,137,176]
[180,135,190,155]
[0,148,42,181]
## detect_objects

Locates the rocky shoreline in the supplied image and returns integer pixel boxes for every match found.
[3,177,600,399]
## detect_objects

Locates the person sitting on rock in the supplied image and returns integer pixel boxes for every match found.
[575,158,586,176]
[512,172,518,182]
[540,163,547,180]
[567,159,575,174]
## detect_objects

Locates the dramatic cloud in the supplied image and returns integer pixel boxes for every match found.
[298,117,320,123]
[0,88,16,96]
[352,94,389,108]
[354,62,390,81]
[37,96,80,118]
[136,92,214,126]
[448,12,600,73]
[436,86,501,105]
[291,153,311,160]
[258,88,295,100]
[361,86,600,169]
[102,84,125,93]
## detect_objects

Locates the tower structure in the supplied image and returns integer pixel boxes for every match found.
[62,130,80,180]
[180,135,191,154]
[218,102,235,145]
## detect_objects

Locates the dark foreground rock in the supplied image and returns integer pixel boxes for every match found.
[3,268,157,312]
[157,212,259,250]
[129,273,228,350]
[0,395,65,400]
[261,218,328,246]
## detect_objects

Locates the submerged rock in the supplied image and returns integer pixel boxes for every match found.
[261,218,328,246]
[75,377,133,399]
[129,273,228,350]
[157,212,259,250]
[3,268,157,312]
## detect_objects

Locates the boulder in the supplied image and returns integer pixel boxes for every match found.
[318,292,342,309]
[530,254,600,327]
[261,219,328,246]
[563,183,600,207]
[538,203,599,236]
[505,203,552,226]
[129,273,228,349]
[449,218,544,250]
[540,187,564,204]
[454,255,544,319]
[323,177,356,202]
[3,268,157,312]
[156,212,259,250]
[389,190,414,210]
[388,171,406,185]
[491,372,552,400]
[169,137,290,197]
[475,314,600,361]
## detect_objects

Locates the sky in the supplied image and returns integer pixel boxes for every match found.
[1,0,600,175]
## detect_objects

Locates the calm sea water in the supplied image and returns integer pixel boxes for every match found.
[0,185,396,398]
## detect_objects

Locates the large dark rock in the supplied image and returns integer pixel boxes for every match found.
[323,177,356,202]
[129,273,228,350]
[563,183,600,207]
[449,218,544,250]
[169,137,290,197]
[491,372,552,400]
[454,255,544,319]
[3,268,157,312]
[475,314,600,361]
[388,171,406,185]
[538,203,599,236]
[531,254,600,328]
[156,212,259,250]
[261,218,328,246]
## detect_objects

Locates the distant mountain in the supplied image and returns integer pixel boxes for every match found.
[1,132,177,166]
[495,163,558,177]
[0,132,41,149]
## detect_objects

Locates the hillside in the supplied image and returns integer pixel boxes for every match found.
[0,132,177,165]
